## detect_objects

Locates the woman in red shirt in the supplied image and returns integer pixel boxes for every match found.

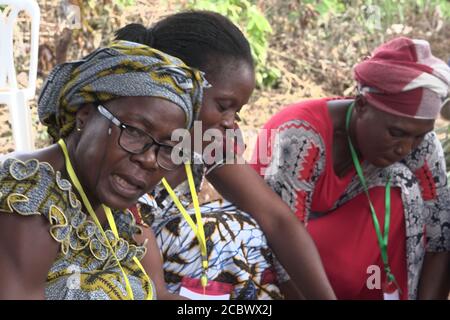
[252,37,450,300]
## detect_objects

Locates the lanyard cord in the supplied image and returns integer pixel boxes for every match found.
[57,139,153,300]
[161,163,208,292]
[103,204,154,300]
[345,103,400,291]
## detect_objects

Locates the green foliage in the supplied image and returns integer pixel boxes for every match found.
[371,0,450,26]
[304,0,346,16]
[114,0,136,8]
[188,0,279,88]
[310,0,450,25]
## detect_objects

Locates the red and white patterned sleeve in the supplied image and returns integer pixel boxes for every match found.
[405,132,450,252]
[251,119,326,223]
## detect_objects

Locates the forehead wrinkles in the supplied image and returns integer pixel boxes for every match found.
[375,109,434,134]
[107,98,185,138]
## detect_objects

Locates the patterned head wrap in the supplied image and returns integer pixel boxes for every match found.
[38,40,209,140]
[353,37,450,119]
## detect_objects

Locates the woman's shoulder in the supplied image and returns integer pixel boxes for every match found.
[0,156,63,297]
[262,98,339,144]
[0,145,66,210]
[0,156,73,215]
[0,155,84,254]
[263,98,328,129]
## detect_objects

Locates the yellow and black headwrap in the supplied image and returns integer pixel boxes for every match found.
[38,40,209,141]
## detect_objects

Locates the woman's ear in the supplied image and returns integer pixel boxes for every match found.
[75,103,95,131]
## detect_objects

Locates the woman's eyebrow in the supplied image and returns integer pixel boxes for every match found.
[390,126,408,133]
[127,114,180,144]
[217,92,238,102]
[389,124,432,137]
[126,114,155,131]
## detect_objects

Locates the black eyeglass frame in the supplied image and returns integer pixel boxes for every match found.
[97,104,180,171]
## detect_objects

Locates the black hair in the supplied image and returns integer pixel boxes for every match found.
[114,10,254,76]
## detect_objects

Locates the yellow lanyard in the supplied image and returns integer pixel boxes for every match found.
[57,139,153,300]
[161,163,209,290]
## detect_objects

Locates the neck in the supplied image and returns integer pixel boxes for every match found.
[328,99,360,177]
[346,106,361,158]
[59,138,104,221]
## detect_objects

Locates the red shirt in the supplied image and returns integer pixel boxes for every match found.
[252,98,408,299]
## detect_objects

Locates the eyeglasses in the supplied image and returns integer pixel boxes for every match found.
[97,104,179,170]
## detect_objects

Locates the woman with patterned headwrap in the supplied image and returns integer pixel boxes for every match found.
[252,37,450,300]
[0,40,207,299]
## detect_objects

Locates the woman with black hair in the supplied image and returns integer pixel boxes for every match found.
[118,11,335,300]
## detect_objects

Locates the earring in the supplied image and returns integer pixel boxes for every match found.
[108,127,112,135]
[76,127,82,132]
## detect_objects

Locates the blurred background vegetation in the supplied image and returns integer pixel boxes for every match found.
[1,0,449,176]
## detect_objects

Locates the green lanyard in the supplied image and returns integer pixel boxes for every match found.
[345,103,400,292]
[57,139,153,300]
[161,163,209,292]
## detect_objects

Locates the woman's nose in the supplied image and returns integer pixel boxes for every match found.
[394,138,414,158]
[131,144,160,170]
[221,113,235,129]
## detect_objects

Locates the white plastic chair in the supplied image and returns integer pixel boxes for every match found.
[0,0,40,151]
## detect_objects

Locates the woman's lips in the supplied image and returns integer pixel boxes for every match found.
[110,174,143,198]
